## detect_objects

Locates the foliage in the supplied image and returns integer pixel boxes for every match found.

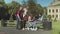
[27,0,44,16]
[47,15,52,21]
[7,1,20,15]
[0,0,8,19]
[0,0,44,20]
[54,18,57,22]
[47,15,51,19]
[7,1,20,21]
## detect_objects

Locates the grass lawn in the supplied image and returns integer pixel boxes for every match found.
[52,21,60,34]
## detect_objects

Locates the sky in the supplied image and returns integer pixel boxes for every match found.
[4,0,53,7]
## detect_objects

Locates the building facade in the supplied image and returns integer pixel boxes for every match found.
[47,0,60,20]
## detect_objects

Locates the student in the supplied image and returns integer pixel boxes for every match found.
[21,6,29,30]
[31,16,38,31]
[23,6,29,16]
[20,12,28,30]
[27,14,34,30]
[16,7,22,30]
[27,14,38,31]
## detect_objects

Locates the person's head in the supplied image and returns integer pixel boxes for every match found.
[26,6,29,9]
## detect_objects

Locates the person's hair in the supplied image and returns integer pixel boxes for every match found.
[21,8,24,12]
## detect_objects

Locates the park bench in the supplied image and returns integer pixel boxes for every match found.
[7,20,16,27]
[1,19,7,27]
[1,20,16,27]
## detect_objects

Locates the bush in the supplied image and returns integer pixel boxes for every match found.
[54,18,57,22]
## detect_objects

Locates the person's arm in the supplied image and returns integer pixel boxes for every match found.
[17,14,21,21]
[17,9,21,21]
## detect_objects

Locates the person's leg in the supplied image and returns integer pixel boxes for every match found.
[31,22,37,28]
[26,22,32,30]
[20,21,23,29]
[16,20,19,29]
[26,22,29,30]
[16,16,19,30]
[24,21,26,28]
[29,22,34,30]
[23,21,26,28]
[32,22,37,31]
[22,21,25,30]
[29,22,33,28]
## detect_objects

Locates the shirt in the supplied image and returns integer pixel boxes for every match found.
[28,16,33,21]
[16,9,21,15]
[23,8,28,15]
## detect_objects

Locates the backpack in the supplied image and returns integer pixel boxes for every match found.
[24,15,28,21]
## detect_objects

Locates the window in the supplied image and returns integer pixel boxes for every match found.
[56,9,58,13]
[52,9,54,13]
[56,15,58,18]
[49,9,51,13]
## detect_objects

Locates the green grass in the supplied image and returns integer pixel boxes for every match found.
[52,21,60,34]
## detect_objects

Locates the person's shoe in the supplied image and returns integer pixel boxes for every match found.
[30,28,34,31]
[22,28,25,30]
[26,27,29,30]
[31,28,37,31]
[34,28,37,31]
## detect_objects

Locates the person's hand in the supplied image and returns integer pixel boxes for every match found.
[19,19,21,21]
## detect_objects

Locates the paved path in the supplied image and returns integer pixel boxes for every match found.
[0,27,51,34]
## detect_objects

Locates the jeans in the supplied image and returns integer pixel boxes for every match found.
[20,21,26,29]
[16,16,20,29]
[29,21,37,28]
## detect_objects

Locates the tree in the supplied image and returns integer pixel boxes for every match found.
[0,0,8,20]
[7,1,20,21]
[35,4,44,15]
[8,1,20,15]
[27,0,43,16]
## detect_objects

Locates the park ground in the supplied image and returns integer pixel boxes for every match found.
[0,20,59,34]
[52,21,60,34]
